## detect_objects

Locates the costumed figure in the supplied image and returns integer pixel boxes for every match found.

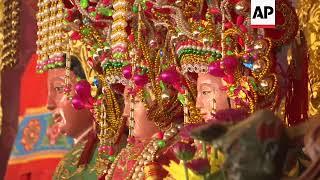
[143,0,305,179]
[103,2,188,179]
[35,0,127,179]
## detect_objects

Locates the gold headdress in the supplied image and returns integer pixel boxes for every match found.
[120,3,184,132]
[147,0,298,113]
[35,0,126,175]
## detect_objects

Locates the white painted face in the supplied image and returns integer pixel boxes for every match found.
[196,73,230,121]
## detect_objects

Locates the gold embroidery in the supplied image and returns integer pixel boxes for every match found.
[53,141,94,180]
[297,0,320,116]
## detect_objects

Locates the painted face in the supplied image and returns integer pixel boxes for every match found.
[196,73,230,122]
[122,86,159,139]
[47,68,92,138]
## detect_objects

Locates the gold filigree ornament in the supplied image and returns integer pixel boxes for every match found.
[0,0,20,135]
[297,0,320,116]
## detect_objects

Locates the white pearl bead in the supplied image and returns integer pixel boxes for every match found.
[177,124,183,129]
[171,128,177,134]
[132,174,137,179]
[142,153,149,159]
[55,42,62,47]
[57,3,63,8]
[139,160,144,165]
[57,13,63,19]
[138,172,144,178]
[135,166,141,172]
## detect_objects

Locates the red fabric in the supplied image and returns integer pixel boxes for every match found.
[264,0,299,47]
[19,54,48,115]
[285,32,309,126]
[5,158,61,180]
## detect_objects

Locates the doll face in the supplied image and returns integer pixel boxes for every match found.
[196,73,230,122]
[122,86,159,139]
[47,68,92,138]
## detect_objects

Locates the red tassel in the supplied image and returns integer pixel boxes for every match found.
[285,31,309,126]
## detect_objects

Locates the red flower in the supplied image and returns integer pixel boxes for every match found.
[172,142,196,161]
[213,108,249,123]
[187,158,211,175]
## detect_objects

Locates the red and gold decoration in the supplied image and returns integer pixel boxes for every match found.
[0,0,20,136]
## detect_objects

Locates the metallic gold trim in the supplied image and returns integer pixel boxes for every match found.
[0,0,20,135]
[297,0,320,116]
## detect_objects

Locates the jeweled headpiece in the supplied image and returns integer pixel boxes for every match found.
[148,0,299,113]
[35,0,127,174]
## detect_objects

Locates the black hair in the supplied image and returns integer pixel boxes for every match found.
[70,56,86,79]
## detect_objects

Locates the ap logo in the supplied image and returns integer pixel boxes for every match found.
[251,0,275,28]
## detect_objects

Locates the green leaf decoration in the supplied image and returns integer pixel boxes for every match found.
[178,93,186,105]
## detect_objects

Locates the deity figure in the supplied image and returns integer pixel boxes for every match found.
[47,56,93,141]
[196,73,231,122]
[35,0,131,178]
[99,2,189,178]
[46,55,100,180]
[104,83,183,179]
[147,0,302,179]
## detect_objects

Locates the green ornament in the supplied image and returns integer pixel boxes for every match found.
[90,11,97,17]
[80,0,89,9]
[103,42,110,47]
[157,140,166,148]
[198,26,204,32]
[132,5,138,13]
[93,44,99,50]
[178,93,186,105]
[208,57,215,62]
[108,156,116,162]
[216,53,222,58]
[142,3,147,10]
[250,79,258,90]
[226,36,231,43]
[229,86,235,93]
[226,50,234,55]
[118,54,123,59]
[160,81,166,91]
[98,7,113,16]
[81,28,91,36]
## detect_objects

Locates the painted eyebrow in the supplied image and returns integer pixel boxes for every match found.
[52,76,65,81]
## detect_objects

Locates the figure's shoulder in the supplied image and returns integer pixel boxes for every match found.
[52,142,88,180]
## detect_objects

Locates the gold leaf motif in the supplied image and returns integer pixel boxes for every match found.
[297,0,320,116]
